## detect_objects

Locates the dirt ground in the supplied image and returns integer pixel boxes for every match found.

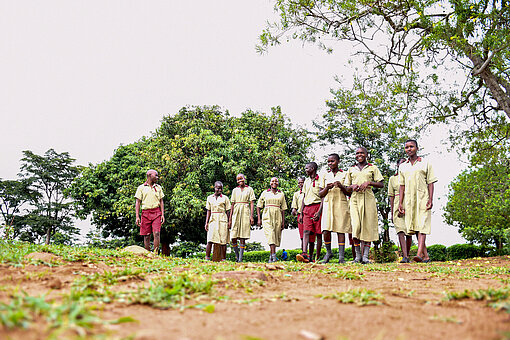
[1,254,510,340]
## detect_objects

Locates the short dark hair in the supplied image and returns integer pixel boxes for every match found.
[306,162,318,171]
[214,181,223,187]
[297,176,305,181]
[328,153,340,161]
[405,139,419,148]
[356,147,368,155]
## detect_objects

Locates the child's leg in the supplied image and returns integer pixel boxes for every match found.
[232,237,239,262]
[302,231,310,254]
[153,231,160,254]
[353,237,362,263]
[418,233,429,260]
[322,230,333,263]
[361,241,371,263]
[337,233,346,263]
[143,235,151,251]
[315,233,322,262]
[221,244,227,260]
[205,242,213,260]
[406,235,412,257]
[397,232,408,259]
[238,238,246,262]
[309,241,315,260]
[349,233,355,260]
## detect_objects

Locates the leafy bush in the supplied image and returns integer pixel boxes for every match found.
[447,244,486,260]
[427,244,447,262]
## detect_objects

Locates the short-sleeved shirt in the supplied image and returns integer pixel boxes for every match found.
[231,186,256,205]
[291,190,304,212]
[320,170,347,203]
[399,157,438,188]
[206,194,232,213]
[299,175,322,212]
[135,182,165,210]
[344,163,384,189]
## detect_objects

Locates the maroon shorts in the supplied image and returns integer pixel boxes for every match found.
[298,213,316,242]
[303,203,322,235]
[140,207,162,235]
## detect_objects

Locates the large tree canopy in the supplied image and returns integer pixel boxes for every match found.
[69,106,312,247]
[259,0,510,149]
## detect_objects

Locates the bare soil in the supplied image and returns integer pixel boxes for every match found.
[1,254,510,340]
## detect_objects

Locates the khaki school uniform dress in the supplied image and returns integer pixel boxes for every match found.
[206,194,231,245]
[230,186,256,240]
[387,174,408,234]
[344,163,384,242]
[399,157,437,235]
[257,189,287,247]
[321,170,351,233]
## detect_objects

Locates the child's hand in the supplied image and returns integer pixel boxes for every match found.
[334,181,342,187]
[161,215,165,224]
[426,200,433,210]
[312,212,320,221]
[398,203,405,215]
[250,216,254,225]
[298,215,303,224]
[326,183,335,190]
[358,181,371,192]
[257,219,262,228]
[204,223,209,231]
[350,184,359,192]
[136,216,141,227]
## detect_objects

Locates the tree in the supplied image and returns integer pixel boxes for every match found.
[0,178,39,239]
[19,149,80,244]
[259,0,510,144]
[444,150,510,250]
[314,76,422,244]
[69,106,312,250]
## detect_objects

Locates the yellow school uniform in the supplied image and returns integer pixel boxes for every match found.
[230,186,256,239]
[291,190,304,212]
[321,170,351,233]
[298,175,322,213]
[387,174,408,234]
[206,194,231,244]
[257,189,287,247]
[399,157,437,235]
[344,163,384,242]
[135,183,164,210]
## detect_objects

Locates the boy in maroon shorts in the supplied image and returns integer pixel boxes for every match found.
[135,170,165,253]
[297,162,323,263]
[291,176,315,260]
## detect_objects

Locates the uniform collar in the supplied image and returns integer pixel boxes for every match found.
[407,156,422,163]
[144,181,158,191]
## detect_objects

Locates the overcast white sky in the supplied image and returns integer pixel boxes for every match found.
[0,1,465,247]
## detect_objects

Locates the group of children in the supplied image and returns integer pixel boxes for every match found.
[136,139,437,264]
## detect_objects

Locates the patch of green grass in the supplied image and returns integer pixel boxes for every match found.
[321,267,363,280]
[429,314,463,324]
[318,288,384,306]
[129,273,215,309]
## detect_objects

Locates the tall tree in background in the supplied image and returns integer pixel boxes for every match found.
[444,146,510,250]
[259,0,510,152]
[69,106,312,249]
[19,149,80,244]
[0,178,39,239]
[314,76,423,243]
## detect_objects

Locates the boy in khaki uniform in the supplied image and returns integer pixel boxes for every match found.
[135,169,165,253]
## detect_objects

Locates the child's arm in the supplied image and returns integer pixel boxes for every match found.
[204,210,211,231]
[256,207,262,227]
[135,198,141,226]
[426,183,434,210]
[250,201,255,225]
[312,197,324,221]
[398,185,405,214]
[389,195,394,222]
[160,199,165,224]
[281,208,286,229]
[226,210,231,228]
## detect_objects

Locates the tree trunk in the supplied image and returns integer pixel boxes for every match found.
[45,226,52,245]
[468,52,510,118]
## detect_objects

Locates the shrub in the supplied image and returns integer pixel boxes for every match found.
[427,244,447,262]
[447,244,485,260]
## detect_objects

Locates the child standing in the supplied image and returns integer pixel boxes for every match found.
[291,176,316,260]
[344,147,384,263]
[204,181,231,261]
[398,140,437,263]
[297,162,323,263]
[135,169,165,254]
[319,154,352,263]
[229,174,256,262]
[388,158,412,263]
[257,177,287,263]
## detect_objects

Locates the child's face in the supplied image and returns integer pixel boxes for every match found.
[236,175,245,186]
[214,184,223,195]
[270,177,279,189]
[355,148,367,163]
[147,171,159,183]
[404,142,418,157]
[305,164,316,176]
[327,156,339,170]
[297,178,304,189]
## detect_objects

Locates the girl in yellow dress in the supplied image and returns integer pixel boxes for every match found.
[229,174,256,262]
[398,140,437,263]
[344,147,384,263]
[204,181,231,261]
[319,153,352,263]
[257,177,288,263]
[388,158,412,263]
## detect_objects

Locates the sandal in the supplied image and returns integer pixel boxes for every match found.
[413,256,423,262]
